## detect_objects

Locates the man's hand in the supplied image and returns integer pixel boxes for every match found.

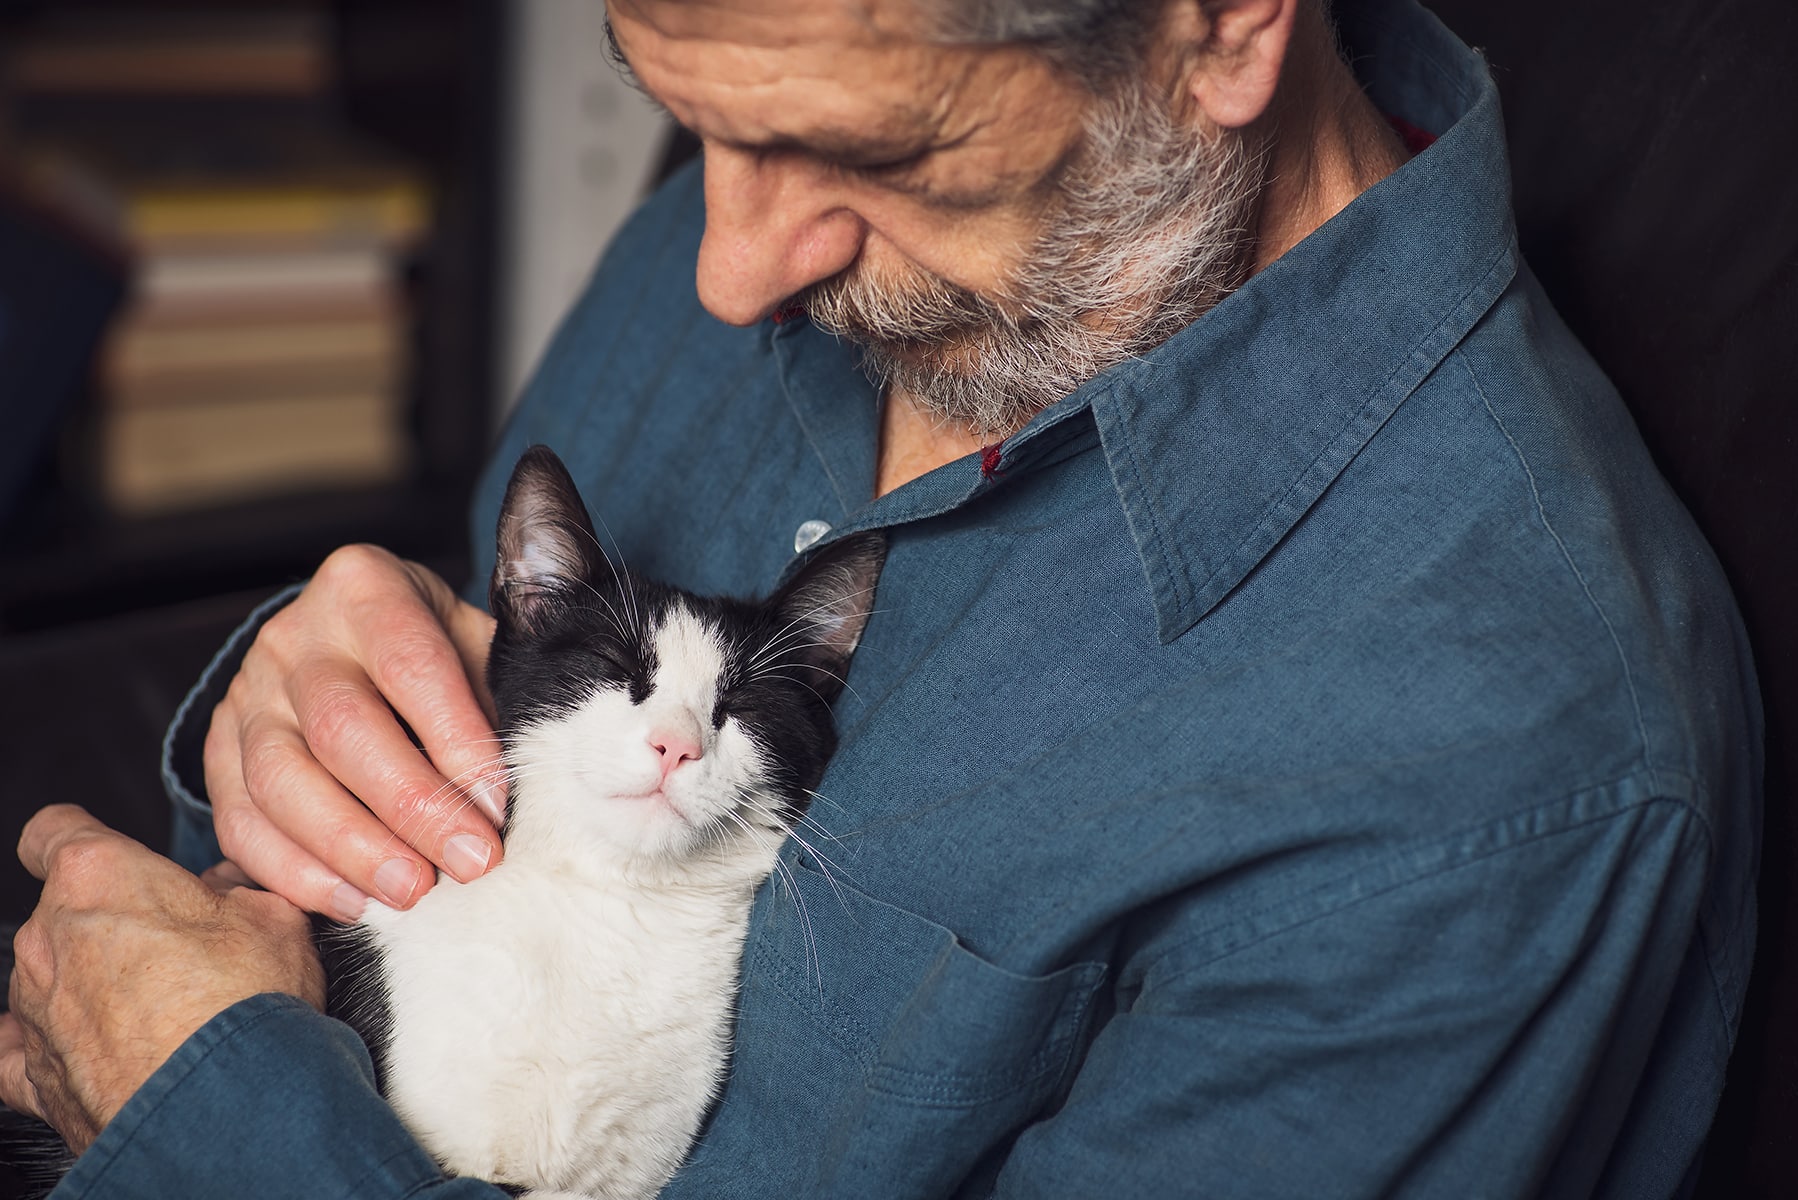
[205,544,504,918]
[0,806,325,1153]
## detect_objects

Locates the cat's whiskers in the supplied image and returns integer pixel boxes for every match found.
[741,793,844,855]
[376,751,515,851]
[568,585,633,646]
[745,654,855,698]
[742,589,878,675]
[738,798,854,921]
[744,635,839,675]
[746,594,886,704]
[579,509,642,636]
[801,787,847,816]
[733,811,826,994]
[740,666,849,710]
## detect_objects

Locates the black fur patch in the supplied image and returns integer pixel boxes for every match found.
[311,913,396,1096]
[0,1109,74,1200]
[487,445,887,833]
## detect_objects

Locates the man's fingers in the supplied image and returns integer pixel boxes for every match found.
[206,544,505,916]
[298,546,506,831]
[241,714,437,910]
[279,663,500,895]
[15,806,111,883]
[0,1014,45,1120]
[210,762,371,922]
[355,565,508,830]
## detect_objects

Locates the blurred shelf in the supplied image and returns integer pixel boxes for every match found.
[0,479,475,631]
[0,0,501,633]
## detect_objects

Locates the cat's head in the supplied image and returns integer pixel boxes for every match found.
[486,445,885,875]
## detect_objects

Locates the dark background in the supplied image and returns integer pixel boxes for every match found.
[1423,3,1798,1194]
[0,0,505,901]
[0,0,1793,1193]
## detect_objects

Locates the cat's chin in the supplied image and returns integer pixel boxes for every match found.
[508,786,781,880]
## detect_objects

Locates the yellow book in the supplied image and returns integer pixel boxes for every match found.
[105,314,403,382]
[102,391,410,514]
[126,180,429,247]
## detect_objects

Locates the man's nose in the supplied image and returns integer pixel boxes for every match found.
[695,142,868,326]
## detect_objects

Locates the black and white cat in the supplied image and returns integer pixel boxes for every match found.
[0,445,885,1200]
[320,445,885,1197]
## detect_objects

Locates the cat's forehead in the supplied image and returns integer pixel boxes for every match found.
[651,602,730,688]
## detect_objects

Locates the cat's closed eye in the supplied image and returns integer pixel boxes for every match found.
[588,648,630,675]
[578,641,645,686]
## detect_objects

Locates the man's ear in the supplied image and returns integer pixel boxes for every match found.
[1169,0,1301,130]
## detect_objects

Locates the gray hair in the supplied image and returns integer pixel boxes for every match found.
[802,65,1263,436]
[916,0,1163,84]
[913,0,1331,86]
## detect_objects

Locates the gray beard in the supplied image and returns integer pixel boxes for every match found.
[801,83,1264,438]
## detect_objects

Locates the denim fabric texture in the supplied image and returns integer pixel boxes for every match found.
[116,1,1761,1197]
[160,583,304,871]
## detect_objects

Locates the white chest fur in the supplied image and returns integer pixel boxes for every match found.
[360,851,765,1198]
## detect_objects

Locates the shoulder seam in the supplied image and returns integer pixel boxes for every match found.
[1454,348,1660,791]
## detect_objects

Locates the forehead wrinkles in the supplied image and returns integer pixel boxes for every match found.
[613,0,917,41]
[610,0,991,149]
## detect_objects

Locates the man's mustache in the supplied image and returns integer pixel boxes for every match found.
[799,261,1025,350]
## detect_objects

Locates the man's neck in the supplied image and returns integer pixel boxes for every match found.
[1248,10,1412,270]
[876,387,989,498]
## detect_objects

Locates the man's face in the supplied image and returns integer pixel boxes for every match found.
[608,0,1260,434]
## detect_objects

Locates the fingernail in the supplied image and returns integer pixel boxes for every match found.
[330,882,368,923]
[442,834,492,883]
[473,780,507,827]
[375,858,423,907]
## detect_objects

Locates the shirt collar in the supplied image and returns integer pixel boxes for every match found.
[772,0,1517,642]
[1086,0,1518,642]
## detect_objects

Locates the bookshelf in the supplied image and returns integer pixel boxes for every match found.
[0,0,504,630]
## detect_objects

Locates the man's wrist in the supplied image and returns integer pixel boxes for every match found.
[160,583,305,872]
[58,993,445,1199]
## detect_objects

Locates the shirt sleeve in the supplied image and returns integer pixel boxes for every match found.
[54,994,511,1200]
[984,794,1718,1200]
[159,584,304,873]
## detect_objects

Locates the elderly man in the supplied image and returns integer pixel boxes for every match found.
[0,0,1759,1196]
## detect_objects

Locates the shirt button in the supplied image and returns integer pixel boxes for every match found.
[793,519,831,553]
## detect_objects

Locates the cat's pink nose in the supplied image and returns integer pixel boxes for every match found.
[650,730,703,778]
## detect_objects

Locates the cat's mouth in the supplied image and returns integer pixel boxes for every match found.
[616,788,692,826]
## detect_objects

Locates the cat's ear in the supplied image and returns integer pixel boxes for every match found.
[490,445,609,631]
[768,531,887,702]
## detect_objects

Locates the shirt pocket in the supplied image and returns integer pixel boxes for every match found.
[687,855,1106,1197]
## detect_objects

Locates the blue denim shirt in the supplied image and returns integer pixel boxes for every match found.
[106,2,1759,1197]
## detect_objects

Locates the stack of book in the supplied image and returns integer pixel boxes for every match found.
[5,9,332,98]
[3,6,430,515]
[98,176,425,514]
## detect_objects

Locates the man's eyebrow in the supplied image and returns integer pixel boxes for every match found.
[751,127,936,166]
[598,18,938,167]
